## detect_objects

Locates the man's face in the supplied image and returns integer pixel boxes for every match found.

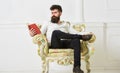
[51,9,62,23]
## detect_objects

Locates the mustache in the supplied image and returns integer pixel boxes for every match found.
[51,16,57,18]
[51,16,60,23]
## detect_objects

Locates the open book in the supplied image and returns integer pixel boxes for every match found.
[28,23,41,35]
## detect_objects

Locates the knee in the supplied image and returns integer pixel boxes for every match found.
[71,38,80,45]
[71,39,81,49]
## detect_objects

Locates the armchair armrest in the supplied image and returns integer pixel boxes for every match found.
[81,41,95,56]
[32,34,49,59]
[88,34,96,43]
[72,24,96,56]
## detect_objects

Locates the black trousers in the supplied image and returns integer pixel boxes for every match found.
[50,30,82,67]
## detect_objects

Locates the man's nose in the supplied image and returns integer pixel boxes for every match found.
[52,15,56,17]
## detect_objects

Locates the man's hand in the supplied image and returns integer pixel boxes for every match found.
[29,28,36,37]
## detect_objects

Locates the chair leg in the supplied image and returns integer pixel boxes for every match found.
[85,54,91,73]
[46,60,49,73]
[42,60,47,73]
[42,59,49,73]
[42,60,45,73]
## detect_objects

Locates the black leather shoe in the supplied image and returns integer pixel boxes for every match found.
[82,34,92,41]
[73,66,84,73]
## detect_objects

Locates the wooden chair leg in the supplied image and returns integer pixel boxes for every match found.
[42,60,47,73]
[42,59,49,73]
[46,60,49,73]
[85,55,91,73]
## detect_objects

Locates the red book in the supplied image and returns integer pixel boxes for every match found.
[28,23,41,35]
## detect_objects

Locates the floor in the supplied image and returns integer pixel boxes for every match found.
[0,70,120,73]
[0,62,120,73]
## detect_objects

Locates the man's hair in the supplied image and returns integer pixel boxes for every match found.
[50,5,62,12]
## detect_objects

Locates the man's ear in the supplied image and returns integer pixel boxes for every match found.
[60,12,62,16]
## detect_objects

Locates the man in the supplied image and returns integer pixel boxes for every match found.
[30,5,92,73]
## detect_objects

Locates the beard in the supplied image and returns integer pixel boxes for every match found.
[51,16,60,23]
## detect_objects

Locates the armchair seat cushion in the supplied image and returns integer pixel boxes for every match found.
[47,49,85,59]
[48,49,74,57]
[49,48,73,53]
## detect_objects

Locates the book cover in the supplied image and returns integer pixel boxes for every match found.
[28,23,41,35]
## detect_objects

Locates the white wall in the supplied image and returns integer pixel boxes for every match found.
[84,0,120,22]
[0,0,120,72]
[0,24,41,71]
[0,0,82,23]
[86,23,120,70]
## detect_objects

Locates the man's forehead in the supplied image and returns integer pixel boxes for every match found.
[51,9,59,12]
